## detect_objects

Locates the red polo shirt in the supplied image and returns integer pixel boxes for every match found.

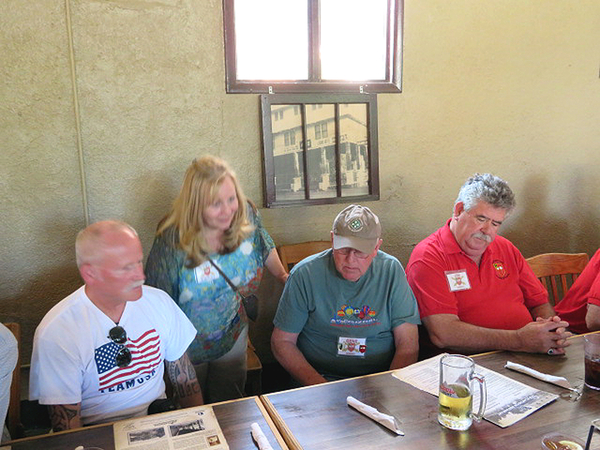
[406,220,548,330]
[555,249,600,334]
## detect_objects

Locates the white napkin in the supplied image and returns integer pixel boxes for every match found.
[505,361,573,389]
[251,422,273,450]
[346,396,404,435]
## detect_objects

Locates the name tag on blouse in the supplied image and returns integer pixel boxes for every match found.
[194,261,218,283]
[445,269,471,292]
[337,337,367,357]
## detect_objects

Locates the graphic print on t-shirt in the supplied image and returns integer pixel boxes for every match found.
[331,304,380,327]
[95,328,162,391]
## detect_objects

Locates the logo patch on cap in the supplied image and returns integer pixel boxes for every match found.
[349,218,363,232]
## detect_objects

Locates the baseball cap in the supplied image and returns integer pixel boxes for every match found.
[332,205,382,255]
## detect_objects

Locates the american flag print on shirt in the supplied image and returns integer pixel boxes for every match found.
[95,328,162,391]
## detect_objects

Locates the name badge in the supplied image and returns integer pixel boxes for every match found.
[194,261,218,283]
[337,337,367,357]
[445,269,471,292]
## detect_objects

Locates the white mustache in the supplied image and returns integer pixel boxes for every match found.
[128,280,145,290]
[472,232,492,243]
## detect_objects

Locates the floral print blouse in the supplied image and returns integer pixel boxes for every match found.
[145,206,274,363]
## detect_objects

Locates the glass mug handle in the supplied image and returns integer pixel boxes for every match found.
[470,372,487,422]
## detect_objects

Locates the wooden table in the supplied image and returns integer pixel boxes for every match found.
[262,333,600,449]
[2,396,288,450]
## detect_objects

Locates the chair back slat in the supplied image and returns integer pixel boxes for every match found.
[526,253,589,306]
[549,276,559,303]
[560,274,569,296]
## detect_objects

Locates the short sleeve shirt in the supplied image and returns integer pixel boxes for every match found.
[555,249,600,334]
[274,249,420,379]
[406,220,548,330]
[29,286,196,425]
[145,205,275,363]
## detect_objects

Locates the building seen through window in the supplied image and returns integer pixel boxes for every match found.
[262,95,378,207]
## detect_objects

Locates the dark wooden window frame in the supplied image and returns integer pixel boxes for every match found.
[261,94,380,208]
[223,0,404,94]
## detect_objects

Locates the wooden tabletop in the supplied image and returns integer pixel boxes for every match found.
[2,396,288,450]
[262,333,600,450]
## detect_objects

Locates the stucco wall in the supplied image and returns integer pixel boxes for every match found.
[1,0,599,364]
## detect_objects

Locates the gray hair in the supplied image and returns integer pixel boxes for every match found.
[75,220,138,267]
[455,173,516,213]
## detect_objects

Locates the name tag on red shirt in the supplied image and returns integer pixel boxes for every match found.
[445,269,471,292]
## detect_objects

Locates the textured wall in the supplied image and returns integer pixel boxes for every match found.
[1,0,600,364]
[0,1,86,362]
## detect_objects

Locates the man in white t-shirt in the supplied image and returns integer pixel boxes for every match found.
[1,323,18,442]
[30,220,203,431]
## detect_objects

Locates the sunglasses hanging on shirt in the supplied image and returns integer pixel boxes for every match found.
[205,256,259,322]
[108,325,133,368]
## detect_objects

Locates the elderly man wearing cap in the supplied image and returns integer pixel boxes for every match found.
[271,205,420,386]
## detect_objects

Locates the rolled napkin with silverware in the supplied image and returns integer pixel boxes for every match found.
[505,361,574,390]
[251,422,274,450]
[346,396,404,435]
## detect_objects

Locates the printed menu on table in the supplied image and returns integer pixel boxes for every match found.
[113,405,229,450]
[393,353,559,428]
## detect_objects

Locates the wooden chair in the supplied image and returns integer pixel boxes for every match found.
[526,252,589,306]
[3,322,22,440]
[278,241,331,272]
[245,340,262,396]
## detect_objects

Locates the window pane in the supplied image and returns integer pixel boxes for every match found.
[261,94,379,207]
[339,104,369,197]
[271,105,305,202]
[234,0,308,80]
[321,0,389,80]
[305,104,337,199]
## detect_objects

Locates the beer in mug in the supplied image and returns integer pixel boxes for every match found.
[439,383,473,429]
[438,354,486,431]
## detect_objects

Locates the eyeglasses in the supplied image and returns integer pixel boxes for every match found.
[108,326,132,368]
[334,248,371,260]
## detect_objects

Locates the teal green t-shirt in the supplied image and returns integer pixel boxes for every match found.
[273,249,420,379]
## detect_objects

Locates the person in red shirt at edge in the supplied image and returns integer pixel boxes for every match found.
[406,173,571,359]
[554,249,600,334]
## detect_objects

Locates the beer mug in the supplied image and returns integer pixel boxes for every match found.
[438,354,487,431]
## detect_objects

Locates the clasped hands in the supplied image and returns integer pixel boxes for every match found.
[519,316,571,355]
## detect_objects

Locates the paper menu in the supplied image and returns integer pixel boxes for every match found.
[113,405,228,450]
[392,353,558,428]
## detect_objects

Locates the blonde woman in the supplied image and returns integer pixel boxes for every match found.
[145,156,288,403]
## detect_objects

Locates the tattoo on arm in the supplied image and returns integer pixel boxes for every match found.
[165,353,202,402]
[48,403,82,432]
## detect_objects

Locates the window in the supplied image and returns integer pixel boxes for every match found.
[284,130,296,146]
[315,122,327,140]
[261,94,379,207]
[223,0,403,93]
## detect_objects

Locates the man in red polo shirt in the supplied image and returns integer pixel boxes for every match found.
[555,249,600,334]
[406,173,571,358]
